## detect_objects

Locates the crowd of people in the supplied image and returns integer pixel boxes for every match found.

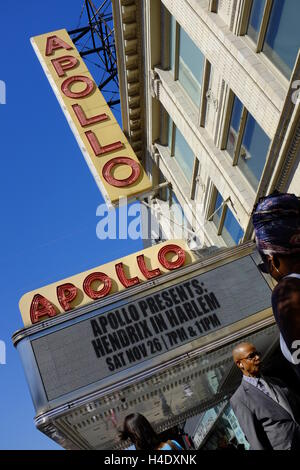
[119,192,300,451]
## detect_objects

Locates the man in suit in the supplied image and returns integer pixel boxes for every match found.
[230,342,300,450]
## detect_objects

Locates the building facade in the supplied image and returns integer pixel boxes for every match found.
[112,0,300,249]
[110,0,300,449]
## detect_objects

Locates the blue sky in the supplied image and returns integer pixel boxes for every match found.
[0,0,142,449]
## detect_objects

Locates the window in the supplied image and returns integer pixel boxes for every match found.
[210,0,218,13]
[222,206,244,246]
[168,13,204,106]
[225,93,270,190]
[247,0,265,44]
[167,114,195,183]
[171,192,191,233]
[226,95,243,159]
[238,112,270,190]
[210,189,244,246]
[178,27,204,106]
[167,113,173,150]
[246,0,300,79]
[212,190,223,228]
[174,127,195,182]
[169,14,176,73]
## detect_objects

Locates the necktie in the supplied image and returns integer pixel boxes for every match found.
[257,378,278,403]
[258,378,294,418]
[257,378,278,402]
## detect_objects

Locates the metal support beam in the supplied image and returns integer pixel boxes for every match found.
[68,0,120,113]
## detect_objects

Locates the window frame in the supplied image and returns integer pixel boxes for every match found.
[223,90,248,166]
[244,0,273,53]
[208,187,226,235]
[208,186,244,246]
[223,90,271,191]
[244,0,300,81]
[209,0,218,13]
[166,10,210,124]
[172,124,198,191]
[254,0,273,53]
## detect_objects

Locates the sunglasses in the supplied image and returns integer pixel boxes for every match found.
[258,261,270,274]
[241,351,261,361]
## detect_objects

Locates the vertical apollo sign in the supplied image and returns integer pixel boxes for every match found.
[31,29,151,206]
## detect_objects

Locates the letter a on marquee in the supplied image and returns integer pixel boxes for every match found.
[30,294,57,324]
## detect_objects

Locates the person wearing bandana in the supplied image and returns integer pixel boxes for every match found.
[252,192,300,377]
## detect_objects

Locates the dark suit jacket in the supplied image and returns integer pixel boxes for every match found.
[272,276,300,379]
[230,377,300,450]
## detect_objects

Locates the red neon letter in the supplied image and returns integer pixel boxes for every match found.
[115,262,140,288]
[158,244,186,270]
[45,35,73,56]
[102,157,141,187]
[30,294,57,324]
[83,272,112,299]
[136,255,161,279]
[72,104,108,128]
[51,55,79,77]
[85,130,123,156]
[57,283,78,311]
[61,75,95,99]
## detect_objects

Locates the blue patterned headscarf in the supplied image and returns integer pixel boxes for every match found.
[252,192,300,255]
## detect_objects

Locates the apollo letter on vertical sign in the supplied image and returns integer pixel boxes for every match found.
[31,29,152,206]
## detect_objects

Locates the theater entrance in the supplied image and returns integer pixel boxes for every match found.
[13,242,278,449]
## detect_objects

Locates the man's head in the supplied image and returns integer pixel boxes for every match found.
[252,192,300,280]
[232,342,261,377]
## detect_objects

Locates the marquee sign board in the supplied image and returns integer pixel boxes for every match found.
[31,29,151,206]
[19,240,194,327]
[31,254,272,402]
[14,245,274,418]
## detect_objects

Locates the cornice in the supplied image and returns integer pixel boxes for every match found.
[112,0,144,161]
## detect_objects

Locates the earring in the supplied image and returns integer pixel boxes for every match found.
[274,265,283,276]
[273,259,283,277]
[270,257,284,277]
